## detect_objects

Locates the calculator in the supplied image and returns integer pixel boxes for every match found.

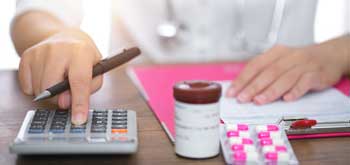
[9,109,138,154]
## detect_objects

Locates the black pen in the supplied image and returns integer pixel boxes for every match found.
[33,47,141,102]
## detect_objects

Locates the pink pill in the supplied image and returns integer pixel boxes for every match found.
[256,124,279,132]
[226,124,249,131]
[233,151,259,162]
[260,139,273,146]
[226,131,239,137]
[257,131,281,139]
[262,145,288,153]
[242,138,254,144]
[228,137,254,145]
[237,124,249,131]
[275,146,287,152]
[259,138,284,146]
[267,125,279,131]
[231,144,256,152]
[265,152,290,162]
[258,132,270,139]
[231,144,244,151]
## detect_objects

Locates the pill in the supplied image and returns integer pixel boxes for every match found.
[226,131,250,138]
[233,151,259,162]
[226,124,249,131]
[259,138,284,146]
[257,131,281,139]
[231,144,256,152]
[262,145,287,153]
[255,124,279,132]
[228,137,254,145]
[265,152,290,162]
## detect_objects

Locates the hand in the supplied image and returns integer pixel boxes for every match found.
[226,44,348,105]
[18,28,103,125]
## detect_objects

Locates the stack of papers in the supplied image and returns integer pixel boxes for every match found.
[220,81,350,124]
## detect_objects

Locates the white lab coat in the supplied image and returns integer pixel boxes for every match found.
[14,0,318,63]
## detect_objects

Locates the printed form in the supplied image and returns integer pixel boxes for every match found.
[219,81,350,124]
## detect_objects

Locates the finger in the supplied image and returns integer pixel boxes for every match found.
[236,51,307,102]
[18,52,33,95]
[91,75,103,94]
[41,57,68,108]
[30,52,46,96]
[283,72,321,101]
[227,45,288,97]
[253,66,305,105]
[69,52,94,125]
[58,91,71,109]
[57,76,102,110]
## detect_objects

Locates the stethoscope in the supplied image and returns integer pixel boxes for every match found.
[157,0,286,54]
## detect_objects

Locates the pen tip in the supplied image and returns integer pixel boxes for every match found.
[33,90,51,102]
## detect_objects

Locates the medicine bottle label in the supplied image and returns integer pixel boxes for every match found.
[175,101,220,158]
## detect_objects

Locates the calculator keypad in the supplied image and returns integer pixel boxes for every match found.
[26,109,131,142]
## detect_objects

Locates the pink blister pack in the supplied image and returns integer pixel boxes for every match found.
[220,123,299,164]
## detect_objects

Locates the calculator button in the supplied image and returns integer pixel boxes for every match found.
[93,111,108,115]
[70,129,85,133]
[111,129,128,134]
[55,110,68,114]
[112,113,127,117]
[70,124,86,133]
[92,120,107,124]
[91,127,107,133]
[49,129,65,133]
[113,109,127,113]
[30,125,45,129]
[34,110,50,116]
[112,117,127,121]
[31,121,47,125]
[89,137,106,143]
[112,120,127,124]
[28,129,45,134]
[111,124,127,129]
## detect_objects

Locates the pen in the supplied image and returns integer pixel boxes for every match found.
[290,119,350,129]
[33,47,141,102]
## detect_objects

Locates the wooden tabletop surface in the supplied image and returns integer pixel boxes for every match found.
[0,64,350,165]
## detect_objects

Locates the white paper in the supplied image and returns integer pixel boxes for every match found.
[219,81,350,124]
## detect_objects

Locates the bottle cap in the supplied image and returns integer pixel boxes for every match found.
[173,80,222,104]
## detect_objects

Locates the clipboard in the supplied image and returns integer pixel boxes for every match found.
[278,116,350,139]
[127,63,350,142]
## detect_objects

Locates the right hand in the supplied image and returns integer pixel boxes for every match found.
[18,28,103,125]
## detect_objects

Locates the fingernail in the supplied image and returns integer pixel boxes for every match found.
[226,88,236,97]
[72,112,86,125]
[237,93,249,103]
[284,93,294,101]
[254,94,267,105]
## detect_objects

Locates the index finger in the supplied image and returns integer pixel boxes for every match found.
[68,53,94,125]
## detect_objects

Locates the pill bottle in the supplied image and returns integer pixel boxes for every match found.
[173,80,222,159]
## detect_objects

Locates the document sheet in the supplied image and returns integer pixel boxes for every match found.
[220,81,350,124]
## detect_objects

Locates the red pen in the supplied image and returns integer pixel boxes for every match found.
[291,119,350,129]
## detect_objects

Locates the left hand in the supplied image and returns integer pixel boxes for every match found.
[226,44,347,105]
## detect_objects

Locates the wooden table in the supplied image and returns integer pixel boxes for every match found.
[0,65,350,165]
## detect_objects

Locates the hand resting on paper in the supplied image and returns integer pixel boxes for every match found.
[226,35,350,105]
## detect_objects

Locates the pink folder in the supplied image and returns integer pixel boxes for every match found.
[128,63,350,142]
